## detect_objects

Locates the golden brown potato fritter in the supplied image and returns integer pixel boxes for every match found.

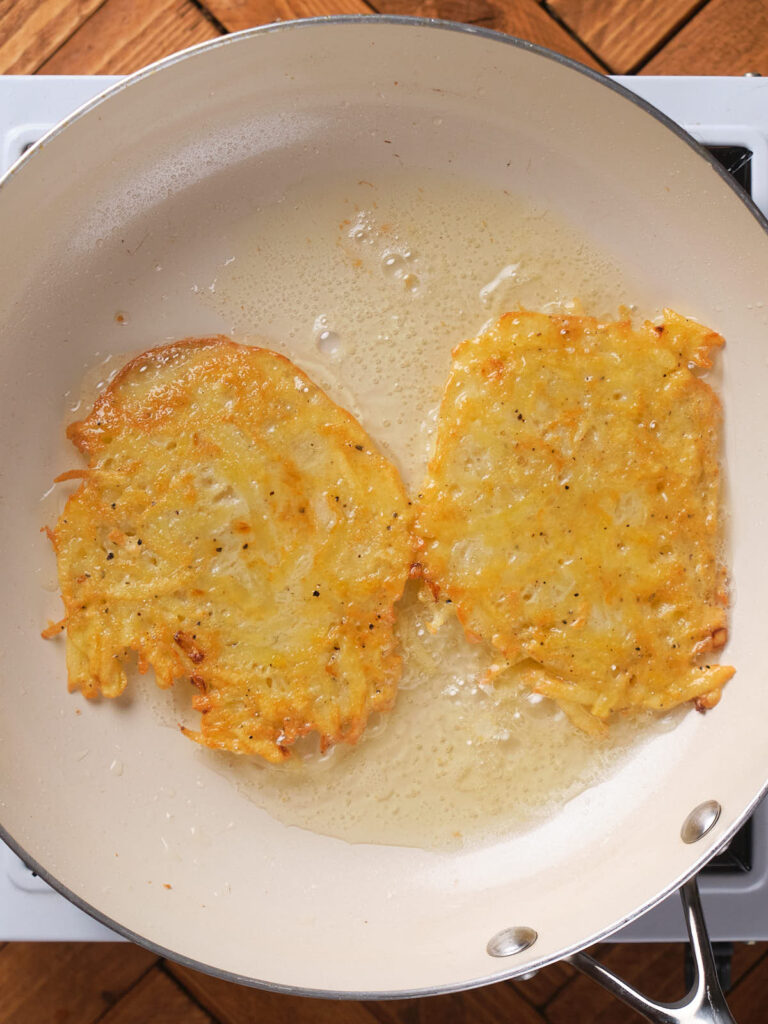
[414,310,734,732]
[47,338,412,762]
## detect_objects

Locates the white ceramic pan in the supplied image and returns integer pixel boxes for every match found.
[1,17,767,1021]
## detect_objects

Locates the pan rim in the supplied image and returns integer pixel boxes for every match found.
[2,12,767,1000]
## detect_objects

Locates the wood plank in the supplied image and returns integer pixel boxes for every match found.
[727,944,768,1022]
[165,941,768,1023]
[39,0,222,76]
[0,0,106,74]
[642,0,768,75]
[366,979,547,1024]
[547,0,704,73]
[202,0,373,35]
[100,966,215,1024]
[470,980,551,1024]
[510,960,577,1008]
[730,941,768,987]
[519,942,765,1015]
[167,962,381,1024]
[166,964,549,1024]
[0,942,158,1024]
[369,0,604,71]
[545,943,687,1023]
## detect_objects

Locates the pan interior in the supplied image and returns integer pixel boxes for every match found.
[172,166,684,852]
[1,19,768,995]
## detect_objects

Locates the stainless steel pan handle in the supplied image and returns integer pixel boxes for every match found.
[566,877,737,1024]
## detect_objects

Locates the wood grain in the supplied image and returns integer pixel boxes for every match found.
[546,943,678,1023]
[202,0,373,34]
[547,0,704,73]
[546,943,702,1024]
[511,959,577,1008]
[100,967,215,1024]
[0,942,158,1024]
[727,944,768,1023]
[367,980,548,1024]
[167,962,381,1024]
[38,0,222,75]
[369,0,604,70]
[0,0,106,74]
[545,942,768,1022]
[643,0,768,75]
[3,3,768,1024]
[730,941,768,987]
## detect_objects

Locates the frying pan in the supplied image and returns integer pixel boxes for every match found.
[1,16,767,1021]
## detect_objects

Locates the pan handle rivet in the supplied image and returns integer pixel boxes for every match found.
[486,925,538,958]
[680,800,721,844]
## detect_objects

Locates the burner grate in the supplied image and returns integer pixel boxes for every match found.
[708,144,752,192]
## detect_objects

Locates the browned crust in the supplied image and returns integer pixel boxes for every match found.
[415,310,734,729]
[48,335,413,763]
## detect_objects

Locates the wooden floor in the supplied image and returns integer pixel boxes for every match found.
[3,0,768,1020]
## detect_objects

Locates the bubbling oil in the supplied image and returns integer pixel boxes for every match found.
[207,171,651,488]
[208,583,684,849]
[200,171,674,848]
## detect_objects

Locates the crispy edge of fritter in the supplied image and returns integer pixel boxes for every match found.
[412,309,734,732]
[44,336,414,762]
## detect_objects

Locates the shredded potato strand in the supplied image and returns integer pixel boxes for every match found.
[415,310,734,728]
[48,338,412,762]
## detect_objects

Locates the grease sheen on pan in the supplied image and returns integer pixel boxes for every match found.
[46,338,412,763]
[414,310,734,732]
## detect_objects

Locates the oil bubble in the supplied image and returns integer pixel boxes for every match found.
[382,252,408,278]
[317,329,343,358]
[313,314,343,358]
